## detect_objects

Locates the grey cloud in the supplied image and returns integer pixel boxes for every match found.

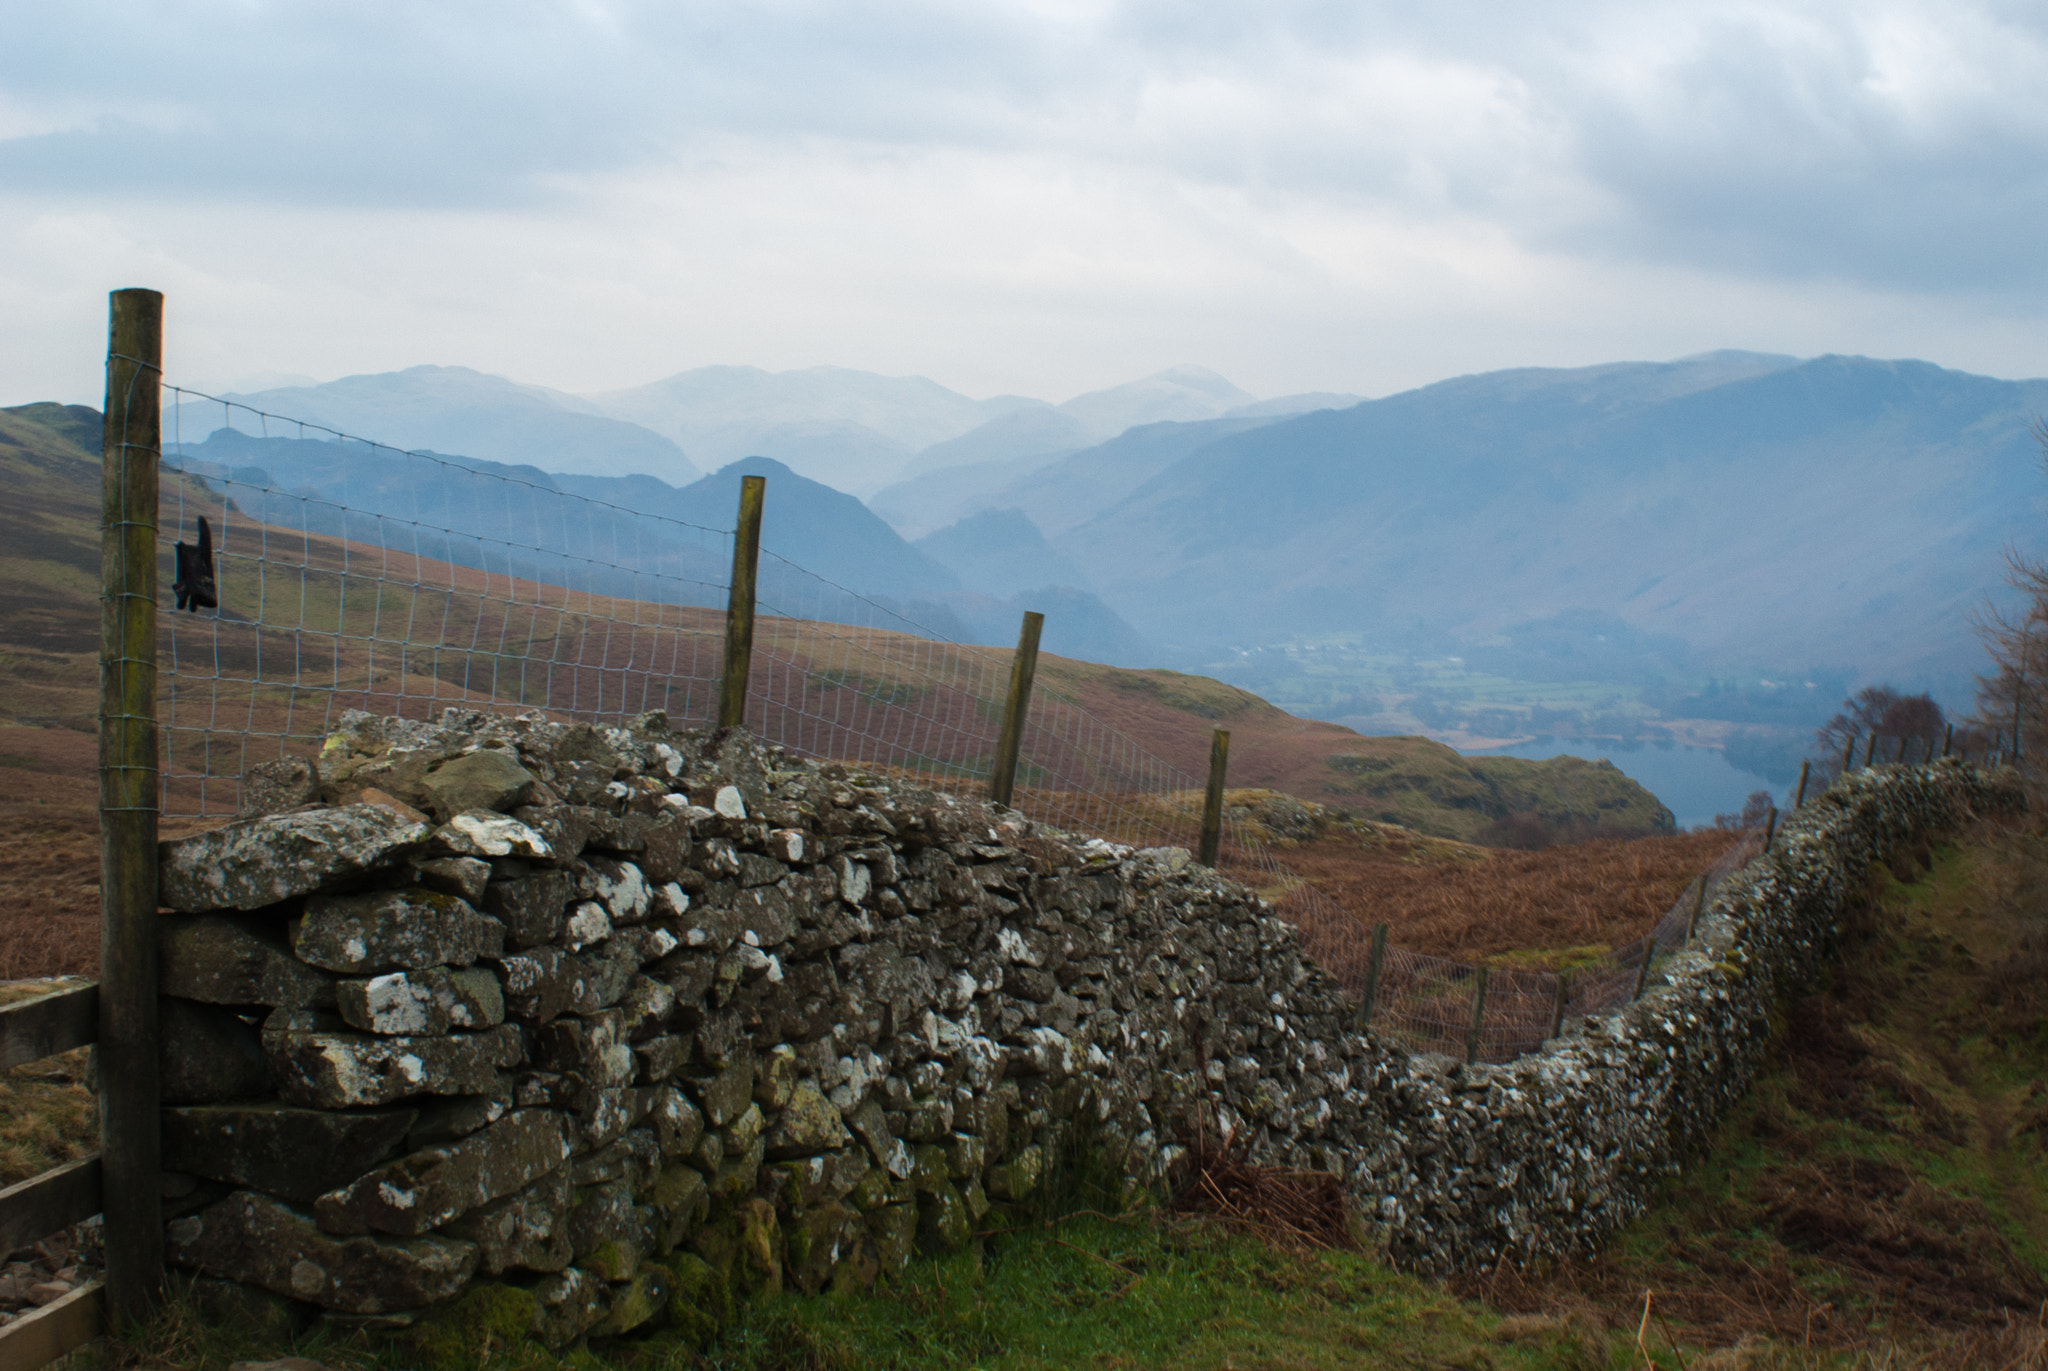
[5,1,2047,294]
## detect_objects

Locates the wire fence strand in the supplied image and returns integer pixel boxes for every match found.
[151,379,1770,1064]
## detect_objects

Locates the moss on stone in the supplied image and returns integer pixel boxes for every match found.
[398,1281,542,1371]
[659,1251,729,1347]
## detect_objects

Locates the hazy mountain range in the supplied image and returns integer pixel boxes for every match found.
[1040,351,2046,698]
[220,362,1360,499]
[190,349,2048,709]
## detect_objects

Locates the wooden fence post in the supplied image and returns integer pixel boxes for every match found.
[717,474,766,730]
[1943,723,1954,758]
[1841,734,1855,775]
[1548,971,1571,1042]
[988,610,1044,808]
[1464,967,1490,1064]
[1357,923,1388,1029]
[1198,728,1230,867]
[1632,941,1655,999]
[99,286,164,1325]
[1792,759,1811,809]
[1862,733,1878,769]
[1761,804,1779,851]
[1686,875,1708,941]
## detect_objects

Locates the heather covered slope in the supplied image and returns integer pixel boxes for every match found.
[1032,658,1674,840]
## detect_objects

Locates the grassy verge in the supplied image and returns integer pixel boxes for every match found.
[87,1217,1673,1371]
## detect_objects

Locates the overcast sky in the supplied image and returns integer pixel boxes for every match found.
[5,0,2047,407]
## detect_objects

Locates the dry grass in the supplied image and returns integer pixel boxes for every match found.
[0,813,99,980]
[1285,825,1746,966]
[1166,1131,1359,1255]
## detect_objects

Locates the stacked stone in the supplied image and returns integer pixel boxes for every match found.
[151,704,2021,1350]
[154,708,1377,1347]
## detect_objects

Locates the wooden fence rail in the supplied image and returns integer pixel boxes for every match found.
[0,982,105,1368]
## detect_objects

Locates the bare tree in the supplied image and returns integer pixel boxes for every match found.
[1711,789,1776,831]
[1813,686,1946,780]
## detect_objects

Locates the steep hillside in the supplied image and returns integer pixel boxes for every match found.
[1470,815,2048,1363]
[869,413,1278,539]
[1055,351,2048,695]
[913,508,1095,596]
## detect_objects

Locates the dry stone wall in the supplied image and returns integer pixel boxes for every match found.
[150,707,2020,1350]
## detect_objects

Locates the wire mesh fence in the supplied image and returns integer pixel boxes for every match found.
[157,384,738,814]
[148,377,1771,1065]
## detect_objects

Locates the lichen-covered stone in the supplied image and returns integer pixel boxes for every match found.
[867,1204,917,1274]
[441,1168,572,1275]
[407,1088,512,1151]
[736,1197,783,1294]
[423,749,535,819]
[268,1024,522,1108]
[565,1183,652,1279]
[985,1144,1044,1203]
[161,914,337,1009]
[432,812,553,861]
[334,967,506,1037]
[294,888,502,974]
[689,1056,755,1128]
[535,1010,634,1089]
[529,1265,609,1348]
[166,1190,477,1314]
[764,1085,851,1159]
[916,1178,972,1254]
[647,1163,710,1251]
[162,1103,416,1204]
[649,1085,706,1158]
[784,1202,857,1294]
[314,1109,575,1236]
[590,1264,670,1337]
[482,870,577,948]
[753,1043,798,1109]
[237,756,323,819]
[337,968,454,1036]
[160,804,431,912]
[414,855,490,903]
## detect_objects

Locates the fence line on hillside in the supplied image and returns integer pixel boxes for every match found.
[149,375,1801,1069]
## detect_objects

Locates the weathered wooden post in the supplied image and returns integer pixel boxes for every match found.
[1632,941,1655,999]
[1761,804,1779,851]
[1464,966,1490,1064]
[988,610,1044,807]
[1548,970,1571,1042]
[717,474,765,730]
[1943,723,1954,758]
[1862,733,1878,769]
[1197,728,1230,867]
[1841,734,1856,775]
[1356,922,1389,1029]
[99,287,164,1324]
[1792,759,1811,809]
[1686,875,1708,941]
